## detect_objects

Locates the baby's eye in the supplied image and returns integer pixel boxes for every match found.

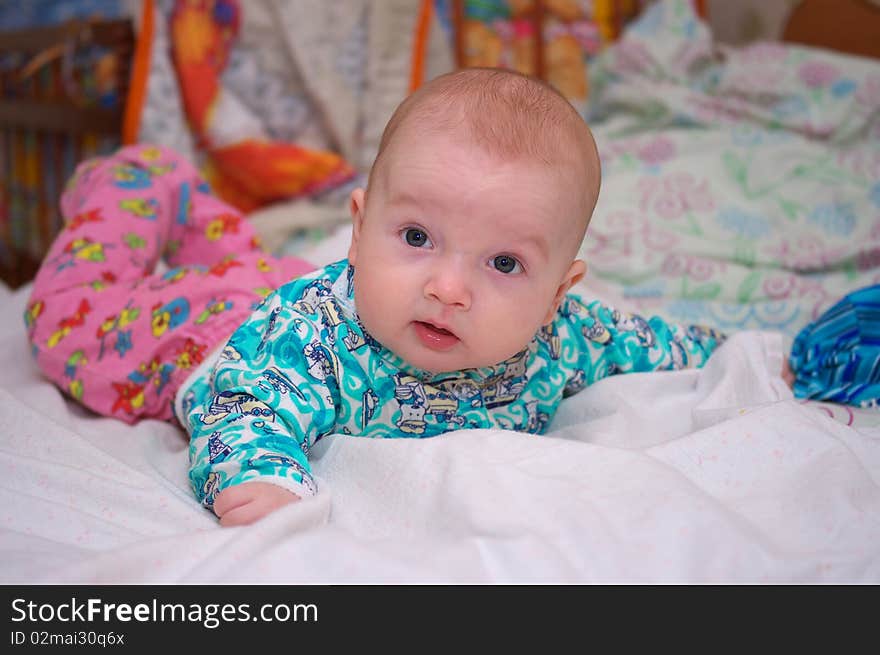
[402,228,432,248]
[491,255,522,274]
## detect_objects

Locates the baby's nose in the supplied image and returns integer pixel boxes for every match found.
[424,265,471,309]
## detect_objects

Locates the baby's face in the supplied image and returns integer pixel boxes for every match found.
[348,131,587,374]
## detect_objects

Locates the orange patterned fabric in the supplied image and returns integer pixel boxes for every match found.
[169,0,354,213]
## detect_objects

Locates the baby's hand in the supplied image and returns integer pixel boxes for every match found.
[213,481,301,527]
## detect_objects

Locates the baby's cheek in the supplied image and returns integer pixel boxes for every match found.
[491,298,545,339]
[357,274,403,334]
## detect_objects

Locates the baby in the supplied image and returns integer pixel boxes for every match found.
[179,68,726,525]
[24,68,726,528]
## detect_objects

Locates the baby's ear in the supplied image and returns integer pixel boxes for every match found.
[543,259,586,325]
[347,188,366,265]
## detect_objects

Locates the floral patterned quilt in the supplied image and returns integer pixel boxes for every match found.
[580,0,880,340]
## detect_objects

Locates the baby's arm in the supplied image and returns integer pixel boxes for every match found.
[563,295,725,384]
[187,291,338,525]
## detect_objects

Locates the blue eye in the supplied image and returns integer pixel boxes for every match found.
[492,255,521,274]
[403,228,431,248]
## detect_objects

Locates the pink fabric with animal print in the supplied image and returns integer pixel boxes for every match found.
[25,144,315,424]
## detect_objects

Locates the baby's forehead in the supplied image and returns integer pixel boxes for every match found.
[384,147,584,234]
[383,115,594,186]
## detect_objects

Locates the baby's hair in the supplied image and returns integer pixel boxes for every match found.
[368,67,601,231]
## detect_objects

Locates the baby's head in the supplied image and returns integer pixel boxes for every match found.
[348,67,601,374]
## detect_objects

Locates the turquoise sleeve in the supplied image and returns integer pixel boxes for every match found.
[560,295,725,388]
[188,291,339,507]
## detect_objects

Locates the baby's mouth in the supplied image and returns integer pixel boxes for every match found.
[413,321,460,351]
[422,321,453,335]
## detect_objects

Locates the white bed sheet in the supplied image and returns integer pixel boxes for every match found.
[2,227,879,583]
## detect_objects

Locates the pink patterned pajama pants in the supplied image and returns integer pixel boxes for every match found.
[24,144,315,424]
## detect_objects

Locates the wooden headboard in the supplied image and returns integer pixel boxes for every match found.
[0,18,134,289]
[782,0,880,59]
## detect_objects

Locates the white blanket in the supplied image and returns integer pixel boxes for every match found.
[2,230,878,583]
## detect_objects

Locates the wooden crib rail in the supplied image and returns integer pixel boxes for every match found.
[0,17,134,289]
[0,18,133,135]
